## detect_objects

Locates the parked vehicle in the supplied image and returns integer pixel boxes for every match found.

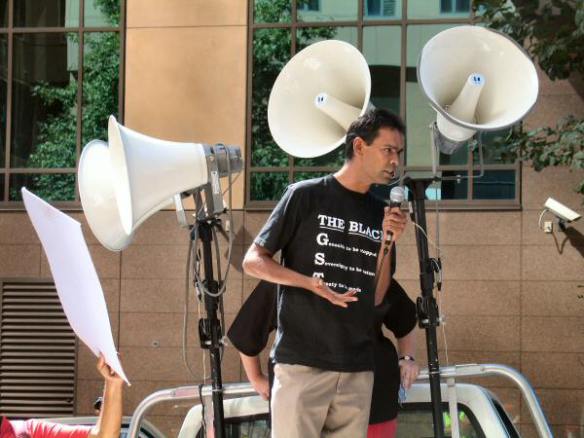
[176,383,518,438]
[127,364,552,438]
[48,416,166,438]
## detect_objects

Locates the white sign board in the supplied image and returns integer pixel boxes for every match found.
[22,188,129,384]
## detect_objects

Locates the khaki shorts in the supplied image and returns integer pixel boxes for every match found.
[271,363,374,438]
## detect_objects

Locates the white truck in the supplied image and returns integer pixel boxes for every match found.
[128,363,553,438]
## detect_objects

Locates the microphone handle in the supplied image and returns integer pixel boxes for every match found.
[384,201,401,246]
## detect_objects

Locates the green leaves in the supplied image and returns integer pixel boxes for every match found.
[475,0,583,80]
[475,0,584,201]
[498,117,584,197]
[26,3,120,201]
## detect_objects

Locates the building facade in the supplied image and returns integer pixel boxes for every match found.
[0,1,583,436]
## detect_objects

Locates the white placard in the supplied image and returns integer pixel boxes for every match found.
[22,188,129,384]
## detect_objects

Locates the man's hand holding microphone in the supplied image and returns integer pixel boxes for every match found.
[383,186,407,248]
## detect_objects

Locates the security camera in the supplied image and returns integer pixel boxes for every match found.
[539,198,581,233]
[544,198,581,223]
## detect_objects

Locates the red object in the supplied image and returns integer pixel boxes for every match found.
[367,418,398,438]
[1,418,91,438]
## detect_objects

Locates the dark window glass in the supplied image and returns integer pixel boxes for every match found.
[298,0,357,22]
[367,0,381,15]
[254,0,291,23]
[298,0,320,11]
[363,26,401,114]
[14,0,79,27]
[0,34,7,167]
[456,0,470,12]
[1,0,7,27]
[252,28,291,167]
[365,0,398,18]
[250,172,289,201]
[473,170,515,200]
[440,0,452,13]
[493,399,521,437]
[82,32,120,146]
[85,0,120,27]
[409,0,470,18]
[9,173,76,201]
[440,171,468,200]
[398,404,485,438]
[196,415,271,438]
[11,33,78,169]
[405,25,455,167]
[418,171,468,200]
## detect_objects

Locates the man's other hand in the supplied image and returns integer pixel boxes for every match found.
[250,373,270,400]
[310,278,358,308]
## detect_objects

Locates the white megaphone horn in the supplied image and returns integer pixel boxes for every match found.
[418,25,539,155]
[79,117,242,251]
[268,39,372,158]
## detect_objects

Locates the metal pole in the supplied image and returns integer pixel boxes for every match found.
[195,221,225,438]
[406,177,445,438]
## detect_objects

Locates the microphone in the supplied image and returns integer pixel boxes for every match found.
[385,186,405,246]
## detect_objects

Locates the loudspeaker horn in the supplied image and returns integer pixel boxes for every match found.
[107,116,210,236]
[418,25,539,144]
[78,140,131,251]
[80,117,241,251]
[78,139,172,251]
[268,39,371,158]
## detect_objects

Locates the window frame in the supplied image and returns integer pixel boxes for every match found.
[0,0,126,209]
[245,0,521,210]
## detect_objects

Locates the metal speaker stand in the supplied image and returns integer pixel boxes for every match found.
[192,217,226,438]
[404,176,445,438]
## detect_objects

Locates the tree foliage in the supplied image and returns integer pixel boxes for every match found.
[25,0,119,201]
[250,0,337,200]
[475,0,584,199]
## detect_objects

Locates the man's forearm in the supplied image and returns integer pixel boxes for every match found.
[397,327,417,357]
[241,353,264,381]
[243,248,313,292]
[374,243,393,305]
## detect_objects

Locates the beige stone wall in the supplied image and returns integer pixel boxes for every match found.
[123,0,248,210]
[1,1,583,436]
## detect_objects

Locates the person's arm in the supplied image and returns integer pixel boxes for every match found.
[240,353,270,400]
[397,328,419,390]
[374,206,407,305]
[90,355,123,438]
[242,243,358,308]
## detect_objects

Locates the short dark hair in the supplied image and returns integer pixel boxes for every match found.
[344,108,405,160]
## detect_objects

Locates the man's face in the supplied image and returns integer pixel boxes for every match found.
[358,127,404,185]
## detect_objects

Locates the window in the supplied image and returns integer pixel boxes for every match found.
[398,403,486,438]
[441,0,471,14]
[248,0,519,208]
[298,0,320,12]
[366,0,397,18]
[196,414,270,438]
[0,0,124,205]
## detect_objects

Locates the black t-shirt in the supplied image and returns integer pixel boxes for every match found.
[227,279,417,423]
[254,175,388,371]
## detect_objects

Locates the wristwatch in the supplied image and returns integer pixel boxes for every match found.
[399,355,415,362]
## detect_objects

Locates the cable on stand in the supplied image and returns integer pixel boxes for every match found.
[192,214,226,438]
[404,176,445,438]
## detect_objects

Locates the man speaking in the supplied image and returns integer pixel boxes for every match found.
[242,109,407,437]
